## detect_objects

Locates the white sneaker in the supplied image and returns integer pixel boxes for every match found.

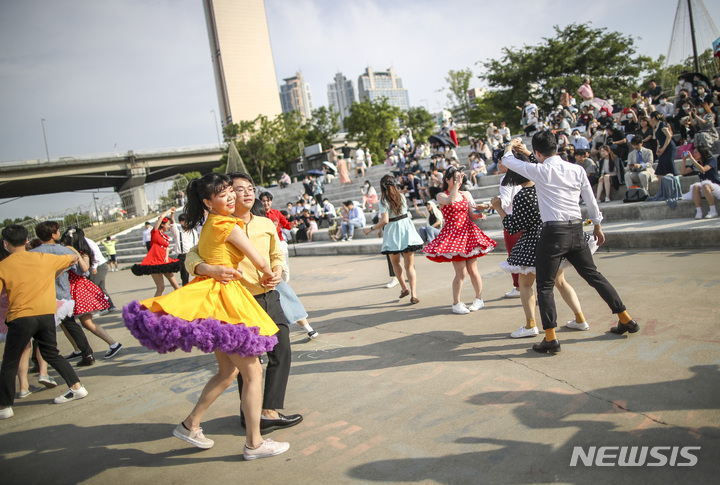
[386,277,399,288]
[604,198,611,203]
[468,299,485,311]
[0,407,13,419]
[504,288,521,298]
[243,438,290,460]
[173,423,214,449]
[54,385,88,404]
[38,374,58,388]
[510,326,539,338]
[705,211,718,219]
[452,302,470,315]
[565,319,590,331]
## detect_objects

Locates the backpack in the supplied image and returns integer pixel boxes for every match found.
[623,187,648,203]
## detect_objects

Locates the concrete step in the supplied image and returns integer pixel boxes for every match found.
[280,217,720,257]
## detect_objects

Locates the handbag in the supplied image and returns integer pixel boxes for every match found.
[623,187,649,203]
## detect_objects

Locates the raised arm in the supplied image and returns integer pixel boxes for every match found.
[154,207,175,231]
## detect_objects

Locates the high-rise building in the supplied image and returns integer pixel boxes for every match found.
[279,71,313,123]
[327,72,357,130]
[203,0,282,126]
[357,67,410,111]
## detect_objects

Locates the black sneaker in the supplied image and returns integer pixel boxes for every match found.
[104,343,123,359]
[64,351,82,361]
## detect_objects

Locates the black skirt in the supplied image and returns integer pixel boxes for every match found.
[131,261,183,276]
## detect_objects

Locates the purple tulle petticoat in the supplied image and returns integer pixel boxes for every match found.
[123,300,277,356]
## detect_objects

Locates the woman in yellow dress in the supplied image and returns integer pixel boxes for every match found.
[123,173,289,460]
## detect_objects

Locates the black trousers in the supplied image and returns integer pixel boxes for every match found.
[89,262,114,308]
[237,290,291,410]
[0,314,81,406]
[60,316,94,358]
[536,223,626,330]
[176,254,190,286]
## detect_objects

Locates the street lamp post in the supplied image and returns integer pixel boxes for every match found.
[41,118,50,163]
[211,109,221,146]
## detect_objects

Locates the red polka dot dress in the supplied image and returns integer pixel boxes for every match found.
[423,192,496,262]
[68,270,110,315]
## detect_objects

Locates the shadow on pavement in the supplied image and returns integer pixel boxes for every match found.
[347,365,720,484]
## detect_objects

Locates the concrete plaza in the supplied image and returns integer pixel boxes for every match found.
[1,249,719,484]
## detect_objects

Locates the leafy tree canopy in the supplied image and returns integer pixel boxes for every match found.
[402,106,436,144]
[478,23,654,132]
[345,98,401,164]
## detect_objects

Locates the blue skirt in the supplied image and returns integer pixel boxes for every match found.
[275,280,308,324]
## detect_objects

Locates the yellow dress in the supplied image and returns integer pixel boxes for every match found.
[123,214,278,355]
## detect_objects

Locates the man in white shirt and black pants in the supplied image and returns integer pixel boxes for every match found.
[502,131,639,353]
[170,214,198,286]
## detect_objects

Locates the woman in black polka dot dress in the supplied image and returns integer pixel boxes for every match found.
[491,151,594,339]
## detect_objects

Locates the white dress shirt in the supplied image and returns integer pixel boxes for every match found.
[85,237,107,269]
[502,152,603,225]
[170,224,199,254]
[498,176,521,216]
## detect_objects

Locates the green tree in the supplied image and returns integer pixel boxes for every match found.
[642,49,719,94]
[345,98,401,163]
[442,68,473,137]
[479,23,654,133]
[305,106,340,149]
[402,106,436,144]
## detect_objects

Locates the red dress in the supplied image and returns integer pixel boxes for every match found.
[68,271,110,315]
[422,193,496,262]
[131,228,182,275]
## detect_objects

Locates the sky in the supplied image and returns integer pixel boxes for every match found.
[1,0,720,220]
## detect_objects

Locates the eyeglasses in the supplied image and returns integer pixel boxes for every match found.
[233,186,255,194]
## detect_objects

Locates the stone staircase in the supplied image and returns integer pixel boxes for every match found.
[105,139,720,266]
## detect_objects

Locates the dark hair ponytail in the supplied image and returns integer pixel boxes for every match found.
[61,226,95,265]
[184,173,232,230]
[379,175,403,215]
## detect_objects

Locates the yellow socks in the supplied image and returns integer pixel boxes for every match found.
[526,318,536,330]
[574,312,586,324]
[617,311,632,324]
[545,328,557,341]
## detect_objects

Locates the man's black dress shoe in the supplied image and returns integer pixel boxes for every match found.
[532,338,561,353]
[76,355,95,367]
[241,412,303,433]
[610,319,640,335]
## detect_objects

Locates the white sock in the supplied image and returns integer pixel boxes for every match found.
[697,207,704,216]
[303,324,314,333]
[709,206,718,215]
[110,343,120,349]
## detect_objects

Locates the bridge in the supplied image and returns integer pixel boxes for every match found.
[0,144,225,215]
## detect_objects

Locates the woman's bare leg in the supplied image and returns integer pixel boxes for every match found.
[151,273,165,297]
[402,252,417,299]
[164,273,180,291]
[451,260,468,305]
[465,258,483,300]
[78,313,117,346]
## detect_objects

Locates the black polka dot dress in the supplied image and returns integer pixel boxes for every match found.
[499,186,542,274]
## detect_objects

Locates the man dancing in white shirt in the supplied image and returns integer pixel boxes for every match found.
[501,132,639,353]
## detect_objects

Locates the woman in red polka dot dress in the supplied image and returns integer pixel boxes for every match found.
[423,166,496,314]
[62,228,123,358]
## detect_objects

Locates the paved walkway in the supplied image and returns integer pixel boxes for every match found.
[2,250,719,484]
